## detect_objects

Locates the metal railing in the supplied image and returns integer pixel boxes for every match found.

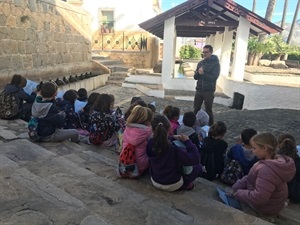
[93,31,148,51]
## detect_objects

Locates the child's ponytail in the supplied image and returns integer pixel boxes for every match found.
[151,115,170,156]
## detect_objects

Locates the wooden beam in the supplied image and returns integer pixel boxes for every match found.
[205,20,239,27]
[210,9,227,20]
[190,9,207,21]
[176,26,225,32]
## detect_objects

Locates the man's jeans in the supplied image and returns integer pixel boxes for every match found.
[194,91,214,126]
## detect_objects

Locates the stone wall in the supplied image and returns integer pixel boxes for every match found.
[0,0,99,84]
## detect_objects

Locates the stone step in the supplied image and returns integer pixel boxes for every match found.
[1,119,300,225]
[0,139,271,225]
[107,65,130,73]
[106,80,124,86]
[91,55,109,60]
[93,59,123,66]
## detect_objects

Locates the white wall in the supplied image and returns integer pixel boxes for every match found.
[217,75,300,110]
[81,0,157,33]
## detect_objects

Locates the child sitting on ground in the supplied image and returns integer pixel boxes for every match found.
[1,74,37,121]
[220,128,258,185]
[200,121,228,181]
[194,109,209,133]
[163,105,180,135]
[119,105,153,177]
[177,111,200,151]
[232,133,296,216]
[77,88,88,102]
[31,82,79,142]
[277,134,300,204]
[56,90,79,129]
[89,94,121,147]
[146,115,202,191]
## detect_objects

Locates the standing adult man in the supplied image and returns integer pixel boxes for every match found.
[193,45,220,126]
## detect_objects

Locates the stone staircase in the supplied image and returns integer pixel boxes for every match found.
[92,55,130,86]
[0,117,299,225]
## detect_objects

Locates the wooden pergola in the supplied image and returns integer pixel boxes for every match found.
[139,0,282,87]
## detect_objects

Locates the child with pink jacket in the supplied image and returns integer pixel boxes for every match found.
[121,105,153,175]
[232,133,296,216]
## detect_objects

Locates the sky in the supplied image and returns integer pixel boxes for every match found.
[161,0,299,23]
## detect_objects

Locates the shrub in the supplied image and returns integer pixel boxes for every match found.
[179,45,201,59]
[288,52,300,61]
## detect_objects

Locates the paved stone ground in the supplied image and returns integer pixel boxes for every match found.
[0,84,299,225]
[93,85,300,147]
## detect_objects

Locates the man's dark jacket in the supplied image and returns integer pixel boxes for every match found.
[194,55,220,92]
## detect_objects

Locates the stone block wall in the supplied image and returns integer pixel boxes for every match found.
[0,0,94,84]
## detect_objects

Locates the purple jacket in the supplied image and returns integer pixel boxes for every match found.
[122,123,152,174]
[232,155,296,215]
[146,138,200,185]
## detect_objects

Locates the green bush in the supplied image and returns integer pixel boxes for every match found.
[179,45,201,59]
[288,52,300,61]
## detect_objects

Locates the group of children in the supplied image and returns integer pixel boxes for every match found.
[1,75,299,218]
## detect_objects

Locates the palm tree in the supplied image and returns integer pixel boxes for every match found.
[281,0,289,31]
[252,0,256,13]
[259,0,277,42]
[287,0,300,44]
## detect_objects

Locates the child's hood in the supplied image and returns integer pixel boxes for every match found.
[124,124,151,146]
[32,100,53,118]
[262,155,296,182]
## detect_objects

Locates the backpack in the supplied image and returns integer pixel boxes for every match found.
[117,143,139,178]
[28,117,40,141]
[220,160,244,185]
[0,91,19,119]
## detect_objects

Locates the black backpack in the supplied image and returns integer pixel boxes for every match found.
[0,91,19,119]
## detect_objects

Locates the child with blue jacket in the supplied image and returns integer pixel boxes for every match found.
[227,128,258,175]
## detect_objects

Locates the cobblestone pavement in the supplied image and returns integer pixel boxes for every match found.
[93,85,300,146]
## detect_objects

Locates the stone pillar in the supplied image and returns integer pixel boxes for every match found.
[206,36,210,45]
[231,17,250,81]
[209,34,216,47]
[162,16,176,89]
[213,32,223,59]
[220,27,234,76]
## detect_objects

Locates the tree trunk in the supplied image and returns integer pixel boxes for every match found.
[284,0,300,60]
[247,53,255,65]
[259,0,277,42]
[252,0,256,13]
[253,53,262,66]
[281,0,289,31]
[287,0,300,44]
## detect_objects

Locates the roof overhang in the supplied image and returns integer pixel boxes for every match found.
[139,0,282,39]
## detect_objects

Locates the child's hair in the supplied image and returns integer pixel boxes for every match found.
[87,92,100,105]
[147,103,156,113]
[40,82,57,98]
[251,133,278,159]
[208,121,227,138]
[277,134,298,160]
[131,96,143,105]
[183,111,196,127]
[151,114,170,156]
[127,105,153,125]
[124,100,147,120]
[63,90,78,105]
[241,128,257,145]
[92,94,114,113]
[163,105,180,120]
[20,76,27,88]
[10,74,23,87]
[109,94,115,108]
[78,88,87,98]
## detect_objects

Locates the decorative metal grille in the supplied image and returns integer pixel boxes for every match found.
[93,31,148,51]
